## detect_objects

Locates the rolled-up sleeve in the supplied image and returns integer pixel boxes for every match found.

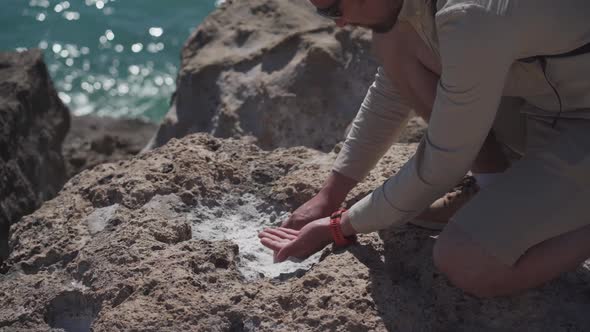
[333,67,412,182]
[348,4,516,233]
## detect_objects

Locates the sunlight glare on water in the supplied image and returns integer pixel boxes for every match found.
[0,0,221,121]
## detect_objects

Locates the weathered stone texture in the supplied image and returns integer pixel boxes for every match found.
[0,49,70,262]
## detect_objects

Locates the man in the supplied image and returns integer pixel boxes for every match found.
[258,0,590,298]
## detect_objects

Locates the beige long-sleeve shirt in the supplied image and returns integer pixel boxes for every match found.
[334,0,590,233]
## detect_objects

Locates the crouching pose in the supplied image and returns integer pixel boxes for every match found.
[259,0,590,298]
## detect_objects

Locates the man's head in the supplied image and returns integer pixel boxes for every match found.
[310,0,403,33]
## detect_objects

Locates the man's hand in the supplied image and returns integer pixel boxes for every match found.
[281,171,358,230]
[281,193,340,230]
[259,218,333,262]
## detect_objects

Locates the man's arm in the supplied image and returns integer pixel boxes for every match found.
[345,4,515,233]
[333,66,413,181]
[282,66,413,229]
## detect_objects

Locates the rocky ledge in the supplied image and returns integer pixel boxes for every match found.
[146,0,378,152]
[1,134,589,331]
[0,50,156,265]
[0,49,70,263]
[63,115,157,178]
[1,0,588,330]
[146,0,425,150]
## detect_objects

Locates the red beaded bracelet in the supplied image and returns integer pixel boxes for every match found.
[329,209,357,247]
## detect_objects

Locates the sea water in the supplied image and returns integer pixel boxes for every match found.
[0,0,221,121]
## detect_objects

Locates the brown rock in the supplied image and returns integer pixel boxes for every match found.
[1,134,588,331]
[399,113,427,143]
[0,49,70,263]
[146,0,379,152]
[62,115,157,178]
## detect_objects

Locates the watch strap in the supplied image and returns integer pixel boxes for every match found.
[329,209,356,247]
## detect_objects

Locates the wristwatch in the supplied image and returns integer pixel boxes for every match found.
[329,209,357,247]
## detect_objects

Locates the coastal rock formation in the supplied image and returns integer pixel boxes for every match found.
[0,49,70,263]
[1,134,589,331]
[0,50,156,265]
[146,0,379,152]
[63,115,157,178]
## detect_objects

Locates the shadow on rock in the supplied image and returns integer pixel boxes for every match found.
[350,226,590,331]
[44,291,102,332]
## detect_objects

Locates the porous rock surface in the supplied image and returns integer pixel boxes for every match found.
[1,134,589,331]
[0,49,70,263]
[146,0,379,152]
[63,115,157,178]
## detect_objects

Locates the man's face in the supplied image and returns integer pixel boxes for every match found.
[310,0,403,34]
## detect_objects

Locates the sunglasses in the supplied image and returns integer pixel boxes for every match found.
[316,0,343,20]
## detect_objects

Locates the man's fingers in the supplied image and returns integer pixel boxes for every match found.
[281,214,306,230]
[276,243,295,262]
[277,227,300,236]
[260,237,286,252]
[258,231,290,244]
[276,240,307,262]
[264,228,298,240]
[258,228,294,240]
[257,228,279,239]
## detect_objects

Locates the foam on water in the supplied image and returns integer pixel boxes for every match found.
[190,193,322,280]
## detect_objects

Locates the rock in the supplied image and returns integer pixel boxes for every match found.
[0,49,70,263]
[63,115,157,178]
[146,0,379,152]
[399,113,427,143]
[1,133,589,331]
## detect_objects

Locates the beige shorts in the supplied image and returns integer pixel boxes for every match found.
[454,98,590,266]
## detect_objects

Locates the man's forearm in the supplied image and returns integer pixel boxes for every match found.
[332,67,412,182]
[318,170,358,205]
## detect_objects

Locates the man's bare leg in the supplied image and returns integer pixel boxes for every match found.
[374,22,510,174]
[378,23,590,297]
[434,221,590,297]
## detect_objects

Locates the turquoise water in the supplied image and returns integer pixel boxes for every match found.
[0,0,219,121]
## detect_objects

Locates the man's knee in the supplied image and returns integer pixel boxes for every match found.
[433,223,510,298]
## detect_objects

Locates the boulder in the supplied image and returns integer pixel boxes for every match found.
[0,49,70,263]
[1,133,588,331]
[63,115,157,178]
[146,0,380,152]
